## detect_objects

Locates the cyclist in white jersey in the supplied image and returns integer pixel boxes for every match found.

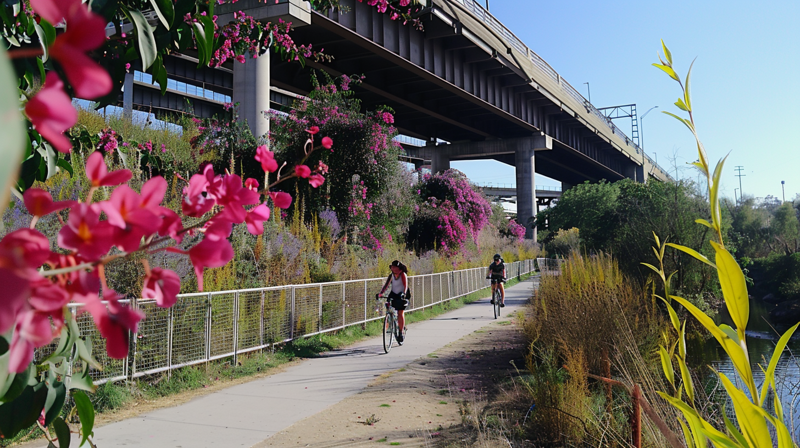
[377,260,409,342]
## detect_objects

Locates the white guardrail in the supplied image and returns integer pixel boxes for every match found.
[36,260,537,385]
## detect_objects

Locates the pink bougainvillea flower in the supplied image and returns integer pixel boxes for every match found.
[25,72,78,153]
[182,166,215,217]
[142,267,181,308]
[0,228,52,270]
[23,188,75,217]
[83,289,144,359]
[244,178,260,191]
[321,136,333,149]
[187,237,234,291]
[157,208,184,243]
[86,152,133,187]
[0,269,29,334]
[31,0,112,99]
[101,185,159,232]
[140,176,167,209]
[8,310,55,373]
[28,280,71,313]
[255,145,279,173]
[244,203,270,235]
[58,203,115,261]
[62,268,101,304]
[295,165,311,179]
[306,126,319,135]
[269,191,293,209]
[309,174,325,188]
[203,219,233,242]
[210,175,260,224]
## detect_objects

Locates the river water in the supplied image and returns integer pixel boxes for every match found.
[687,299,800,437]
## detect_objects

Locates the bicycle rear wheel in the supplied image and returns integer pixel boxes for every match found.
[493,289,501,319]
[383,313,395,353]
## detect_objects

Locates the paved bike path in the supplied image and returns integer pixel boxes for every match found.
[38,277,538,448]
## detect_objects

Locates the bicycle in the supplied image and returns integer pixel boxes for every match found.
[487,277,506,319]
[376,295,407,353]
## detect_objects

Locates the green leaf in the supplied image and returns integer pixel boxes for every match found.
[0,384,48,440]
[44,381,67,426]
[661,39,673,65]
[68,366,97,394]
[662,111,695,133]
[722,408,749,447]
[151,54,168,96]
[193,20,210,66]
[709,156,728,231]
[717,372,771,446]
[74,337,102,371]
[670,295,758,400]
[656,295,680,331]
[759,322,800,407]
[150,0,175,29]
[684,58,696,112]
[126,8,158,70]
[674,97,689,111]
[666,243,716,269]
[677,419,695,448]
[57,158,74,177]
[658,346,674,386]
[0,362,32,403]
[73,390,95,447]
[0,47,26,219]
[710,241,749,338]
[34,20,56,62]
[695,218,713,229]
[653,63,680,82]
[54,416,71,448]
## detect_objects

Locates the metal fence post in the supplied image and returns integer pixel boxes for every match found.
[363,280,368,330]
[167,306,174,379]
[205,293,212,362]
[128,297,139,381]
[259,291,265,349]
[233,291,240,366]
[341,283,346,327]
[318,285,323,332]
[290,287,296,340]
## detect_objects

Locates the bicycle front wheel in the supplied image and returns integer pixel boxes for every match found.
[493,289,501,319]
[383,313,395,353]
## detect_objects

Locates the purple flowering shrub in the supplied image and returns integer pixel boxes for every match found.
[406,170,493,254]
[268,73,402,236]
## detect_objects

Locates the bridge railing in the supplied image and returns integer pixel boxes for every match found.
[474,183,562,192]
[446,0,672,180]
[36,260,537,385]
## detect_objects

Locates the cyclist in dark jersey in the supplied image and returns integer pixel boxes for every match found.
[486,254,506,307]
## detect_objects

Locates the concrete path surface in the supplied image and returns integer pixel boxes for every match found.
[29,276,538,448]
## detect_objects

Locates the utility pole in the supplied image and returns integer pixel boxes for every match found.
[734,166,745,203]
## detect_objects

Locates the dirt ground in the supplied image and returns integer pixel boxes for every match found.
[256,313,530,448]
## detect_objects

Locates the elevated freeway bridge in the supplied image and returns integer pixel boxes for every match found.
[120,0,671,240]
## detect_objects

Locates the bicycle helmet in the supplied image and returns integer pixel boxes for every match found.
[493,253,502,261]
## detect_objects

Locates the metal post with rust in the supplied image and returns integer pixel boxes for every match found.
[631,384,642,448]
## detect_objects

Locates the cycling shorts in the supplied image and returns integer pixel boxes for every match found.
[387,291,408,310]
[490,276,505,285]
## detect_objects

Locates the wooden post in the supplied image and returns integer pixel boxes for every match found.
[631,384,642,448]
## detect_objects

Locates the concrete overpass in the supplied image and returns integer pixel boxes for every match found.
[121,0,672,240]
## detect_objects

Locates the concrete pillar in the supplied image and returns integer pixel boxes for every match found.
[561,182,573,193]
[233,54,270,140]
[515,146,536,242]
[431,151,450,174]
[122,72,134,121]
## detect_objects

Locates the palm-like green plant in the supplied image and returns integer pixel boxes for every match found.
[645,41,799,447]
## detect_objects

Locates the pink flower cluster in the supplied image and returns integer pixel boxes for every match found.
[1,139,321,374]
[358,0,423,28]
[507,219,526,241]
[97,128,120,153]
[23,0,113,153]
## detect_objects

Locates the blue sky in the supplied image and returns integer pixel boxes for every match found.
[452,0,800,203]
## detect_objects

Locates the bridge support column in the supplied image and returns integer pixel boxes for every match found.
[561,182,573,193]
[122,72,134,121]
[233,54,271,141]
[431,150,450,174]
[515,147,537,242]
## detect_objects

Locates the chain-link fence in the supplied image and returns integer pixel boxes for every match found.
[48,260,536,385]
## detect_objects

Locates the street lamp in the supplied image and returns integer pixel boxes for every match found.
[782,180,786,203]
[583,82,591,103]
[640,106,659,149]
